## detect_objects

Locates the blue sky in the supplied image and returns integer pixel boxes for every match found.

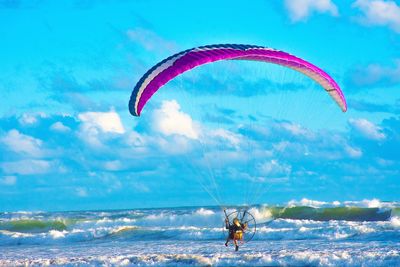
[1,0,400,211]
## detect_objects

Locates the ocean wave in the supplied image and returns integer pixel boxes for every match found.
[1,203,400,266]
[1,220,399,246]
[269,206,391,221]
[1,203,399,246]
[1,246,400,267]
[285,198,399,209]
[0,219,69,233]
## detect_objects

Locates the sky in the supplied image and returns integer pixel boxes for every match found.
[0,0,400,211]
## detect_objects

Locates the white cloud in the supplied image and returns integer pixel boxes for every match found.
[348,60,400,87]
[353,0,400,32]
[201,150,244,168]
[78,110,125,147]
[1,129,43,156]
[349,118,386,140]
[18,112,47,125]
[210,128,241,147]
[345,145,363,158]
[97,173,122,193]
[273,141,291,152]
[132,182,150,193]
[376,157,394,166]
[126,131,146,147]
[18,113,37,125]
[0,176,17,186]
[279,121,315,139]
[1,159,52,175]
[79,110,125,134]
[155,135,193,154]
[153,100,199,139]
[126,28,176,52]
[285,0,338,22]
[50,121,71,132]
[104,160,123,171]
[257,159,292,177]
[76,187,88,197]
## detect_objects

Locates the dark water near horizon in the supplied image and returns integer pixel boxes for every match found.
[1,199,400,266]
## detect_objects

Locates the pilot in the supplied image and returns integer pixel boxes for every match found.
[225,217,247,251]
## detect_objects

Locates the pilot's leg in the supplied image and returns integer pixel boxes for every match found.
[233,239,239,251]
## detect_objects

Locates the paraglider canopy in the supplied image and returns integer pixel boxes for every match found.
[129,44,347,117]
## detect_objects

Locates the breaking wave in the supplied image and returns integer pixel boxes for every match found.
[1,200,400,266]
[0,199,398,246]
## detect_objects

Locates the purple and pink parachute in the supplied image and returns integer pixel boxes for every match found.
[129,44,347,116]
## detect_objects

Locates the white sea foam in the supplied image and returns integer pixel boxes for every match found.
[2,247,400,267]
[49,230,67,239]
[363,198,382,208]
[343,199,398,208]
[288,198,331,208]
[390,216,400,227]
[194,208,214,216]
[285,198,399,209]
[247,207,273,223]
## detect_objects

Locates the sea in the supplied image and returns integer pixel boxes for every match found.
[1,199,400,266]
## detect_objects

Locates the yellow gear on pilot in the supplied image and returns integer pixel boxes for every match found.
[234,230,243,240]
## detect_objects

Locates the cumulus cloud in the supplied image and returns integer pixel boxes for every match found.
[50,121,71,132]
[79,110,125,134]
[349,118,386,140]
[126,27,176,52]
[132,182,150,193]
[18,113,38,125]
[76,187,88,197]
[0,176,17,186]
[345,145,363,158]
[210,128,242,148]
[200,150,245,168]
[258,159,292,177]
[279,121,314,138]
[154,135,194,155]
[40,68,129,112]
[346,60,400,88]
[239,119,315,144]
[1,159,52,175]
[284,0,339,22]
[152,100,200,139]
[1,129,43,157]
[348,99,400,113]
[78,110,125,147]
[96,172,123,193]
[353,0,400,32]
[125,131,146,147]
[104,160,123,171]
[0,104,398,207]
